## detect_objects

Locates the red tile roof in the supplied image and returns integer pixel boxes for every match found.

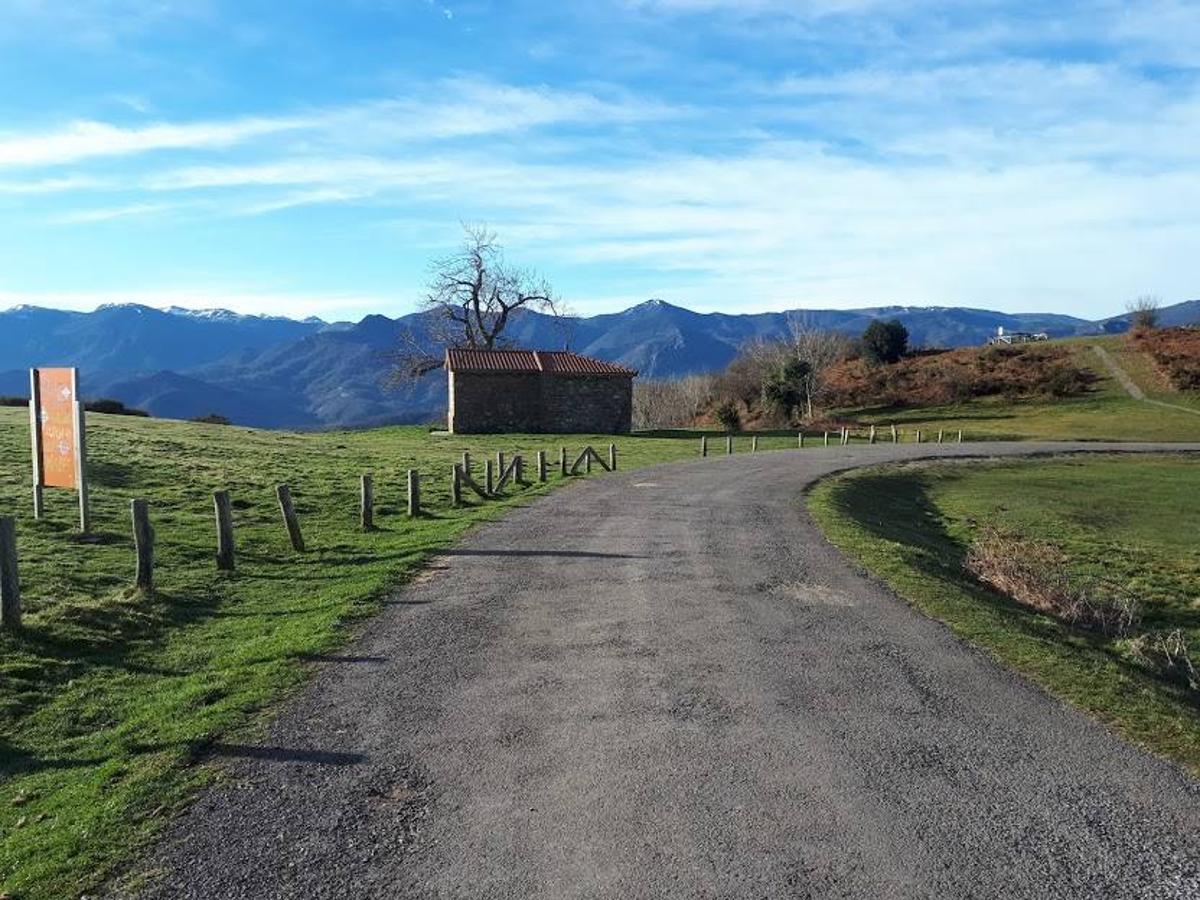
[445,348,636,377]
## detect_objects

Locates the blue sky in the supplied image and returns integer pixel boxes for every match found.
[0,0,1197,321]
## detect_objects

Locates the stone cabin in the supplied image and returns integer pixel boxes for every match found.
[445,348,636,434]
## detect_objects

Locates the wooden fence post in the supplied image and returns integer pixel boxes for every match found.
[486,459,495,494]
[823,431,829,447]
[609,443,617,471]
[915,429,923,444]
[751,435,758,452]
[726,435,733,455]
[276,484,305,552]
[798,432,804,448]
[585,447,593,474]
[462,450,472,474]
[213,491,235,571]
[842,427,849,446]
[496,452,506,477]
[559,447,568,477]
[131,499,154,591]
[514,455,526,485]
[701,436,708,457]
[360,475,374,530]
[451,465,463,506]
[407,469,420,517]
[958,429,964,443]
[869,425,876,444]
[891,424,898,444]
[537,450,548,482]
[937,429,944,444]
[0,517,19,630]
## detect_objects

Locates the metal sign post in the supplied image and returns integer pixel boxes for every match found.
[29,367,90,532]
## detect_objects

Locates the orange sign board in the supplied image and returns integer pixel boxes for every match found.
[33,368,80,489]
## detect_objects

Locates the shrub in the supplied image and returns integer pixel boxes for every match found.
[823,343,1094,408]
[1126,294,1161,332]
[191,413,231,425]
[713,400,740,433]
[965,526,1140,637]
[86,398,150,417]
[0,396,28,407]
[860,319,909,365]
[1130,327,1200,391]
[1121,630,1199,693]
[761,357,811,421]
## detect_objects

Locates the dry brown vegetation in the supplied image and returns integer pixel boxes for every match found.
[823,343,1095,409]
[965,526,1141,638]
[1129,327,1200,391]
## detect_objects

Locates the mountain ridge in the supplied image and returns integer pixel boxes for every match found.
[2,298,1195,428]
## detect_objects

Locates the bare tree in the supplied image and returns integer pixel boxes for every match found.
[1126,294,1161,331]
[786,316,851,420]
[388,224,567,384]
[633,374,714,430]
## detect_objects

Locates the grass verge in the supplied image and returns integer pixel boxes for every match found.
[808,454,1200,776]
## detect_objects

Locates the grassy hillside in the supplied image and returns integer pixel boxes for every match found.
[837,337,1200,440]
[0,408,741,899]
[810,455,1200,776]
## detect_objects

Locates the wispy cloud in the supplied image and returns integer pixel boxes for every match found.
[0,115,314,168]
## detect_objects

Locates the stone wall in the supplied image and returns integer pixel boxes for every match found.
[449,371,633,433]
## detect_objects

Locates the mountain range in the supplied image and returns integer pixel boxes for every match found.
[2,298,1197,429]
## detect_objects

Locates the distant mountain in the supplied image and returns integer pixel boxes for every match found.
[1,298,1196,428]
[0,303,327,374]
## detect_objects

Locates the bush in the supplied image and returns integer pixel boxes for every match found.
[860,319,909,365]
[761,357,811,421]
[965,526,1140,637]
[713,400,740,433]
[86,398,150,417]
[1126,294,1161,332]
[0,396,28,407]
[823,343,1095,409]
[191,413,231,426]
[1121,630,1199,693]
[1130,327,1200,391]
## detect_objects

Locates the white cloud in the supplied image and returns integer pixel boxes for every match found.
[0,115,314,168]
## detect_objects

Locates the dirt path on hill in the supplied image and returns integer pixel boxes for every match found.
[1093,343,1200,417]
[128,441,1200,900]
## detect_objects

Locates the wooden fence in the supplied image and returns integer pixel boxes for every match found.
[0,442,623,630]
[703,427,964,457]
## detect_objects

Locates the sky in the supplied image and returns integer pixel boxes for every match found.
[0,0,1197,322]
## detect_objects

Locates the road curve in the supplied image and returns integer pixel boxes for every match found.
[130,442,1200,899]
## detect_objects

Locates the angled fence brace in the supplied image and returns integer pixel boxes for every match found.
[456,463,491,500]
[494,454,522,493]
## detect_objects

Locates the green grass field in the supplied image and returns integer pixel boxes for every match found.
[840,338,1200,440]
[809,454,1200,776]
[0,407,731,899]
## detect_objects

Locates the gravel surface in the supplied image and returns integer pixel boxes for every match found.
[126,442,1200,899]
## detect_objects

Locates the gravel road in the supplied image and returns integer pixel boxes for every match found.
[129,442,1200,899]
